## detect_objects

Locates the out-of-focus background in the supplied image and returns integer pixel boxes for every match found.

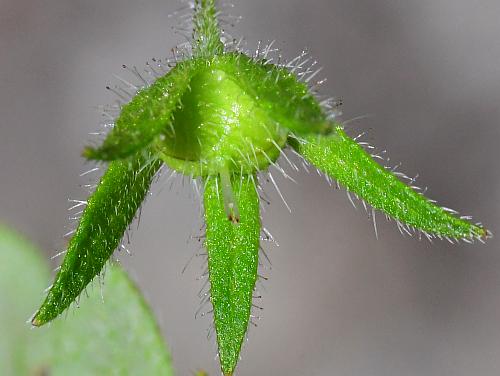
[1,0,499,375]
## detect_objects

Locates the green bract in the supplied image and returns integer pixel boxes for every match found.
[33,1,490,375]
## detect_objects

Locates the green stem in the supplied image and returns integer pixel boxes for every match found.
[192,0,224,57]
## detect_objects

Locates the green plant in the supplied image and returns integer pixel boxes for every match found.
[31,1,490,375]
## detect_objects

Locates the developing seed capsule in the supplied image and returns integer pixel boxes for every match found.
[86,53,332,177]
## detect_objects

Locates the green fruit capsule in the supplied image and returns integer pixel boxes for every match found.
[158,56,288,176]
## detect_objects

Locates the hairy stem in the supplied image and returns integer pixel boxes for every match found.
[192,0,224,58]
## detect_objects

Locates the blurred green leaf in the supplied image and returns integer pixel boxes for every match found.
[0,224,51,375]
[0,224,174,376]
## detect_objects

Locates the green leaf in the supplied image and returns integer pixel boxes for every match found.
[44,265,174,376]
[192,0,224,58]
[84,61,196,161]
[291,127,488,241]
[203,174,261,376]
[33,152,162,326]
[0,225,51,376]
[0,225,173,376]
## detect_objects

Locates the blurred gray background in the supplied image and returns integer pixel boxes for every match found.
[1,0,499,375]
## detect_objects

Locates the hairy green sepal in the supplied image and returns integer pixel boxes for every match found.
[204,174,260,375]
[221,53,330,136]
[33,153,162,326]
[291,127,487,240]
[83,62,196,161]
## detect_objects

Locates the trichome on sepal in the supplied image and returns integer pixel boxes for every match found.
[32,1,490,375]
